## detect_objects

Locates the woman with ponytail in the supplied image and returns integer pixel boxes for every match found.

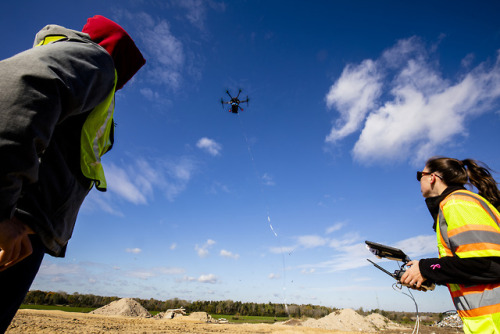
[401,157,500,333]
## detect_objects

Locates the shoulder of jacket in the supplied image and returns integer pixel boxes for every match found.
[441,189,481,207]
[33,25,92,47]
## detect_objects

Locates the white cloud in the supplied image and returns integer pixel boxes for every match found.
[125,248,142,254]
[161,157,197,201]
[173,0,207,30]
[301,268,316,274]
[298,233,437,274]
[38,263,82,276]
[325,223,344,234]
[195,239,216,258]
[393,235,437,259]
[297,235,327,248]
[262,173,275,186]
[128,271,155,279]
[220,249,240,259]
[325,59,382,142]
[103,156,197,207]
[269,246,295,254]
[156,267,185,275]
[140,87,160,101]
[170,0,226,31]
[126,266,186,280]
[198,274,217,283]
[183,273,217,284]
[106,163,148,205]
[114,11,184,90]
[268,273,280,279]
[329,232,361,248]
[197,137,222,156]
[325,37,500,165]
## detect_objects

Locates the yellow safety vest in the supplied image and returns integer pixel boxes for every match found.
[437,190,500,333]
[36,35,116,191]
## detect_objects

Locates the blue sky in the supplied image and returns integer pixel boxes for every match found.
[2,0,500,312]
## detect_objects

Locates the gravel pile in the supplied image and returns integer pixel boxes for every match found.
[89,298,152,318]
[299,308,399,332]
[434,313,463,328]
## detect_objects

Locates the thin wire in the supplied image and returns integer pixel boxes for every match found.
[237,113,290,316]
[392,283,420,334]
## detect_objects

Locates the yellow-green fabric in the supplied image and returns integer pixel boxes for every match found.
[79,72,116,190]
[437,190,500,332]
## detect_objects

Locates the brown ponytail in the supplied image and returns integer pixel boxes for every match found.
[426,157,500,209]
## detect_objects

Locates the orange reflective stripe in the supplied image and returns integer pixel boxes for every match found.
[456,242,500,253]
[458,304,500,318]
[438,232,453,257]
[449,224,500,237]
[451,283,500,298]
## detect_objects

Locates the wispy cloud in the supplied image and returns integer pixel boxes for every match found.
[182,273,218,284]
[197,137,222,156]
[127,266,186,280]
[82,155,198,216]
[106,163,149,205]
[325,36,500,165]
[128,270,155,279]
[108,156,197,204]
[262,173,275,186]
[270,223,436,274]
[268,273,280,279]
[296,235,328,248]
[125,248,142,254]
[195,239,216,258]
[326,223,344,234]
[298,234,436,273]
[114,10,185,96]
[220,249,240,259]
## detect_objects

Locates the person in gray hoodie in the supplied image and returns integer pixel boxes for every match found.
[0,15,145,332]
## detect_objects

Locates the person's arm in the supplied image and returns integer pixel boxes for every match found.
[419,256,500,285]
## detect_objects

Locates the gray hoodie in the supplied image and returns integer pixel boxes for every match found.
[0,25,115,256]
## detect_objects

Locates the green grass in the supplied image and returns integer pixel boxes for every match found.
[20,304,95,313]
[210,314,289,324]
[19,305,288,324]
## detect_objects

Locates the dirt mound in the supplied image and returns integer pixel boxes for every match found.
[188,312,213,322]
[300,308,398,332]
[89,298,151,318]
[365,312,391,328]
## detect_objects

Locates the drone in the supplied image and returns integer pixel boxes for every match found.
[365,240,435,291]
[221,89,249,114]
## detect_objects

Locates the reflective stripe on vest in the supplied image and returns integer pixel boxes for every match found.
[36,34,117,191]
[437,190,500,321]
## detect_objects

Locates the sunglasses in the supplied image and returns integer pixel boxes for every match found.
[416,171,443,182]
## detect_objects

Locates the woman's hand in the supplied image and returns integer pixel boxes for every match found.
[401,260,427,289]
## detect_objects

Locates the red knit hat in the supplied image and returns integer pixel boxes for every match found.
[82,15,146,90]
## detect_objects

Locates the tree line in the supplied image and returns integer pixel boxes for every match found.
[23,290,335,318]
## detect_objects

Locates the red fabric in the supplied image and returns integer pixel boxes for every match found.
[82,15,145,90]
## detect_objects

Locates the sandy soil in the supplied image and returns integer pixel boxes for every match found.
[7,309,464,334]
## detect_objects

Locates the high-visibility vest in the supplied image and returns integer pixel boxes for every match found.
[36,34,116,191]
[437,190,500,333]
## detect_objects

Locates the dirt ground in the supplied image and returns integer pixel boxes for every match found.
[7,309,464,334]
